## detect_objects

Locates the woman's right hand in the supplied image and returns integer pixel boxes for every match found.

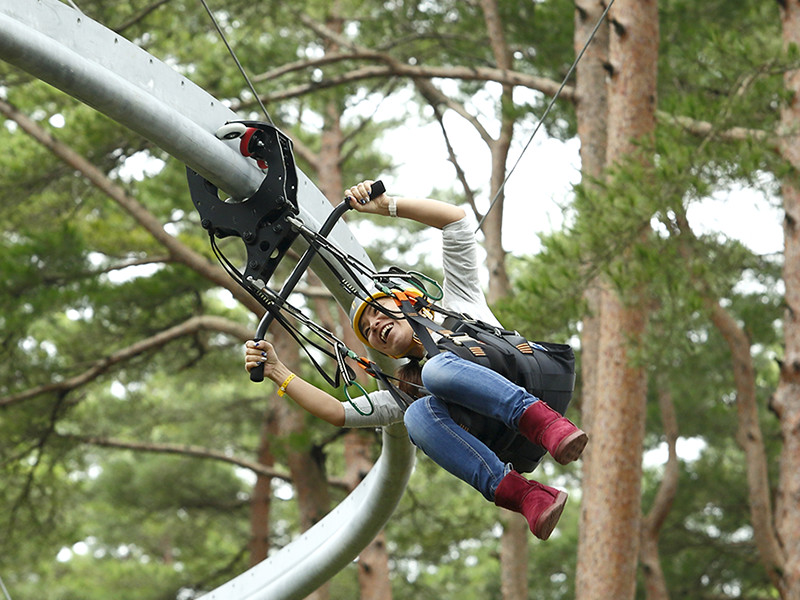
[244,339,346,426]
[245,339,281,378]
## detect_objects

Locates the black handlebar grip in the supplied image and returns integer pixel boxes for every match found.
[344,179,386,209]
[249,179,386,384]
[249,341,267,383]
[369,180,386,199]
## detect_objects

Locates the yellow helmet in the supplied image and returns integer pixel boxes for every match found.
[349,287,423,348]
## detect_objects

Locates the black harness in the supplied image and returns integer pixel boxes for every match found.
[183,123,574,472]
[386,292,576,473]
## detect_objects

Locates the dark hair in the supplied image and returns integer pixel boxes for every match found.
[396,357,425,400]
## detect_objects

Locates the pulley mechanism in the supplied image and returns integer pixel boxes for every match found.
[186,120,387,388]
[186,121,300,286]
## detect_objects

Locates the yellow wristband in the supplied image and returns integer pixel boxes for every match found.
[277,373,296,397]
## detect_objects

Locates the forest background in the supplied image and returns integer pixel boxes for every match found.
[1,1,798,599]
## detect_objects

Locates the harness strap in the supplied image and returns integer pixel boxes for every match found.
[352,355,416,412]
[394,293,576,395]
[393,292,444,357]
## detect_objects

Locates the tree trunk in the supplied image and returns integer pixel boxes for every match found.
[710,301,784,590]
[499,512,529,600]
[576,285,649,600]
[575,1,658,599]
[573,0,609,544]
[639,382,679,600]
[477,1,525,594]
[479,0,514,303]
[311,20,393,592]
[248,408,277,566]
[574,0,609,180]
[772,3,800,597]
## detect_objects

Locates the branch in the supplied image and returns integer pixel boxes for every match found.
[61,434,350,491]
[428,100,480,220]
[253,61,774,156]
[291,14,546,145]
[250,60,569,112]
[709,301,786,585]
[254,51,377,83]
[66,434,290,480]
[285,133,320,172]
[639,382,680,600]
[0,99,265,315]
[0,315,252,408]
[646,385,680,534]
[656,110,775,149]
[112,0,172,33]
[672,209,786,585]
[89,255,173,276]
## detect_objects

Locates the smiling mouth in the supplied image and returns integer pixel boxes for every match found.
[380,324,393,343]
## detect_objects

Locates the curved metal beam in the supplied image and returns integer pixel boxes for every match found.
[0,2,414,598]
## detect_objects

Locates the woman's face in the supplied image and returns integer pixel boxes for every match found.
[358,296,416,357]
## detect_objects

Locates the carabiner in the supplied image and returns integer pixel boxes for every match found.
[344,379,375,416]
[406,270,444,301]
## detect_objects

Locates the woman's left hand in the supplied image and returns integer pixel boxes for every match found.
[346,180,389,215]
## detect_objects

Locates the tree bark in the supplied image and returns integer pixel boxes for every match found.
[479,0,513,303]
[474,1,525,595]
[576,285,649,600]
[772,2,800,597]
[710,302,784,590]
[248,409,277,566]
[639,382,679,600]
[574,0,610,180]
[573,0,609,535]
[575,2,658,599]
[499,512,529,600]
[310,34,393,594]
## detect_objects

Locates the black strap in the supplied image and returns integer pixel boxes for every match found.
[395,295,445,357]
[361,360,417,412]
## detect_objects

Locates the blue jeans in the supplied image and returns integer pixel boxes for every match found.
[403,351,540,501]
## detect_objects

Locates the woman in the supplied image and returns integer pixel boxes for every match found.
[244,181,587,540]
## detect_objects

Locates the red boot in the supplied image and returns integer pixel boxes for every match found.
[494,471,567,540]
[519,401,588,465]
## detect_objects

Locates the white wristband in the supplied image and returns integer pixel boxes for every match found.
[388,196,398,218]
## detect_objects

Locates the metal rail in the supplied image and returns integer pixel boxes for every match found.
[0,1,414,598]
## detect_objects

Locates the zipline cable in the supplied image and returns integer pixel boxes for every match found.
[0,575,13,600]
[476,0,615,232]
[199,0,273,124]
[65,0,84,14]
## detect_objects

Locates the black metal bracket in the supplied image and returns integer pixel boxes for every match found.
[186,123,300,284]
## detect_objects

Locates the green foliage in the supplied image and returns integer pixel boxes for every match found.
[387,455,504,600]
[0,0,793,599]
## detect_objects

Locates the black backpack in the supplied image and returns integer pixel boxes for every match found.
[389,291,576,473]
[432,317,576,473]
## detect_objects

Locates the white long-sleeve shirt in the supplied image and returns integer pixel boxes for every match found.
[342,215,500,427]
